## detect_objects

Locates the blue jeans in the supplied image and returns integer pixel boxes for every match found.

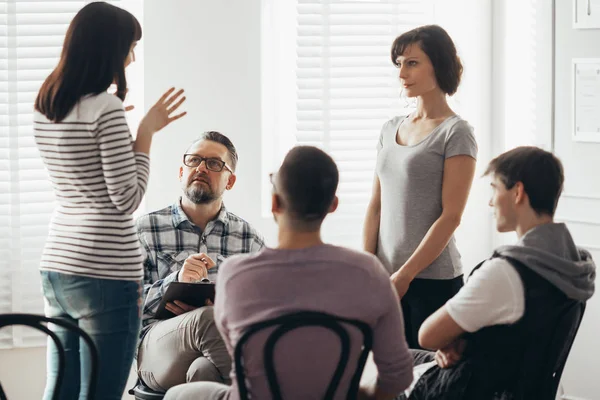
[40,271,142,400]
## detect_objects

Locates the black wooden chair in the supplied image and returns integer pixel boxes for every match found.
[508,301,586,400]
[234,310,373,400]
[0,313,99,400]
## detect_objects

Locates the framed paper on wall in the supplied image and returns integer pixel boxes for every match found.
[573,0,600,29]
[572,58,600,143]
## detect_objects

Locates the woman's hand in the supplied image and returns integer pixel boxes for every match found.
[391,268,414,298]
[138,87,187,137]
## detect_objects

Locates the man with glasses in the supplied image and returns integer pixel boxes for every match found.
[135,131,265,392]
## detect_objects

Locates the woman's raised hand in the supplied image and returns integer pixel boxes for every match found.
[138,87,187,136]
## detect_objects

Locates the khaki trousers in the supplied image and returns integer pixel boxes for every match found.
[137,306,231,392]
[164,381,229,400]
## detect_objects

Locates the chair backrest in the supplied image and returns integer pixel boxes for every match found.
[513,301,586,399]
[233,311,373,400]
[0,313,99,400]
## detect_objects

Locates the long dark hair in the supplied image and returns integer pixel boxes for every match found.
[35,1,142,121]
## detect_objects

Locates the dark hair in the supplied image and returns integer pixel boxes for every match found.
[187,131,239,171]
[391,24,462,95]
[35,2,142,122]
[275,146,339,226]
[484,146,565,217]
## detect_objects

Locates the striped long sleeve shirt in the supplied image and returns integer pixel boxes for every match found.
[33,92,149,281]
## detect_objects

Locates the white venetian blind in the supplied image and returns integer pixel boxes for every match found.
[0,0,142,349]
[294,0,433,245]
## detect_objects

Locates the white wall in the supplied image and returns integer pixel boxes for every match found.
[142,0,277,244]
[491,0,554,248]
[0,347,46,399]
[492,1,598,398]
[552,1,600,399]
[434,0,494,274]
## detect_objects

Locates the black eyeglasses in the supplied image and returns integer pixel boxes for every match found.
[183,154,232,173]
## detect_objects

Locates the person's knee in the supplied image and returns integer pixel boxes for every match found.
[186,306,215,328]
[165,382,229,400]
[186,357,222,383]
[164,383,191,400]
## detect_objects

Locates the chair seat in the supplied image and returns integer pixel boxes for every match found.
[128,382,165,400]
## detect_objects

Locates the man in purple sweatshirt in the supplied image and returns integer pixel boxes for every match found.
[165,146,414,400]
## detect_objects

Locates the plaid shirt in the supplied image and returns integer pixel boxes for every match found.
[136,199,265,337]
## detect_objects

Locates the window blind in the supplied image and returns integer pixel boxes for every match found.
[0,0,142,349]
[294,0,433,239]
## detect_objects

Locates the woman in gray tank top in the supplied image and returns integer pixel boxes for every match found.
[363,25,478,349]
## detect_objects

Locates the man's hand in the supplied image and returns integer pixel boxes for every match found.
[434,338,467,369]
[178,253,215,282]
[165,300,198,316]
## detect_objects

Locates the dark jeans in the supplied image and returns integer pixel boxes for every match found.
[401,276,463,349]
[40,271,142,400]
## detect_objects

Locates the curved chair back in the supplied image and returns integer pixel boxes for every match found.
[0,313,99,400]
[234,311,373,400]
[513,301,586,399]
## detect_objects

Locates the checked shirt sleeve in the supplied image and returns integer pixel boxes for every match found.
[142,266,179,330]
[137,217,180,332]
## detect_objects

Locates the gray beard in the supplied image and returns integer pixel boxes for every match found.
[184,186,218,204]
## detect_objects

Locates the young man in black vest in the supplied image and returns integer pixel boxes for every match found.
[406,146,596,399]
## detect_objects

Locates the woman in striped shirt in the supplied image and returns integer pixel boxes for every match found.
[33,2,186,399]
